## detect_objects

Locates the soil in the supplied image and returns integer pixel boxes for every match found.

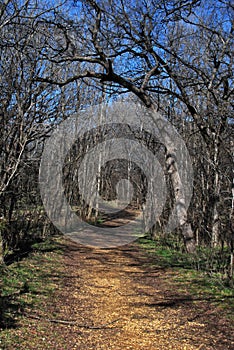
[8,239,234,350]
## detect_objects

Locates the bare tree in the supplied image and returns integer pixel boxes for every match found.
[0,0,76,260]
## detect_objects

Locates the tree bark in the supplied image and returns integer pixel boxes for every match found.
[166,148,196,253]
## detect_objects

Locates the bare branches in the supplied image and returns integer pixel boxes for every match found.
[36,71,105,86]
[141,64,161,91]
[87,0,106,61]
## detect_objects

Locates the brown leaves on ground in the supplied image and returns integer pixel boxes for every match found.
[1,239,234,349]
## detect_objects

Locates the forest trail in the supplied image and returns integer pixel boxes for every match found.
[2,239,233,350]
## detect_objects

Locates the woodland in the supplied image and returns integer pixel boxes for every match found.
[0,2,234,346]
[0,0,233,269]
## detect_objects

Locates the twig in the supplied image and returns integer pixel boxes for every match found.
[26,314,121,329]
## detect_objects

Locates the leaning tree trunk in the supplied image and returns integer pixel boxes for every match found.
[166,148,196,253]
[148,104,196,253]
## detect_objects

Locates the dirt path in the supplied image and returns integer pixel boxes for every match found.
[6,239,234,350]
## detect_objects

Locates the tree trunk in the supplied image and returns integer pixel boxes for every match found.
[211,205,219,247]
[166,150,196,253]
[146,104,196,253]
[211,138,220,247]
[0,238,4,264]
[0,215,7,264]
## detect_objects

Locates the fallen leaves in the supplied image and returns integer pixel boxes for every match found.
[1,239,233,349]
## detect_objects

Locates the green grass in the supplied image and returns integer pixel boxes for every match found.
[0,237,65,330]
[137,236,234,317]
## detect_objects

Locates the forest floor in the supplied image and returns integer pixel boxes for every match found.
[0,236,234,350]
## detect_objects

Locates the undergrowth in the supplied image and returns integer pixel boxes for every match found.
[0,237,65,331]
